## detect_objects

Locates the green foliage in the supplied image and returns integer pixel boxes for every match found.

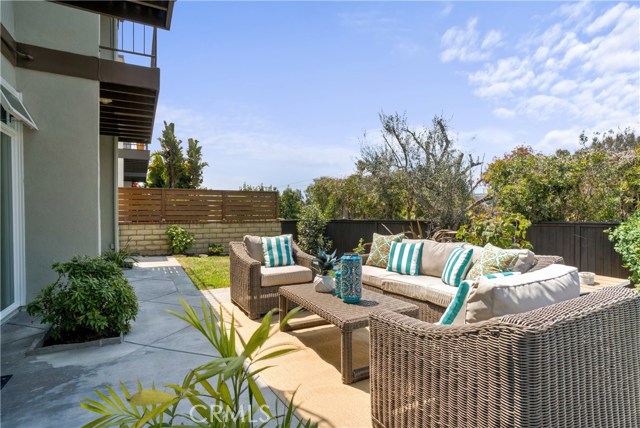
[208,243,225,256]
[456,212,533,249]
[359,112,481,227]
[148,123,208,189]
[607,211,640,284]
[159,121,185,189]
[240,182,278,192]
[80,300,316,428]
[146,151,167,188]
[166,225,195,255]
[312,248,337,276]
[182,138,209,189]
[485,139,640,222]
[26,256,138,340]
[102,240,137,269]
[296,205,331,255]
[353,238,366,255]
[279,187,304,219]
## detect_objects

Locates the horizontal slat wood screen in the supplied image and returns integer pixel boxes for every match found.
[118,188,278,223]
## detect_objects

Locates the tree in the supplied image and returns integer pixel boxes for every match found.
[158,121,185,188]
[484,135,640,222]
[359,112,481,228]
[279,187,304,219]
[146,152,167,188]
[182,138,209,189]
[239,183,278,192]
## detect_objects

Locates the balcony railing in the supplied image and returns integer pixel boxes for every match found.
[100,19,157,68]
[121,142,149,151]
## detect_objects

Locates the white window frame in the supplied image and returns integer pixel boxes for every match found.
[0,86,27,322]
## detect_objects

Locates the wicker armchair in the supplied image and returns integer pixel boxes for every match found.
[369,287,640,428]
[229,240,315,319]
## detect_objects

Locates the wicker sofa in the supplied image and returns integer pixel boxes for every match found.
[229,238,315,319]
[362,239,572,323]
[369,287,640,428]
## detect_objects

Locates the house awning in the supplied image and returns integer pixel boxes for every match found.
[0,82,38,130]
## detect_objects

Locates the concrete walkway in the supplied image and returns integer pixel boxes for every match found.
[1,257,280,427]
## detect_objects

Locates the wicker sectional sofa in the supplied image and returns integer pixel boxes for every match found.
[369,287,640,428]
[362,239,578,323]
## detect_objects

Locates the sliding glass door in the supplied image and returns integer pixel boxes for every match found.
[1,129,14,314]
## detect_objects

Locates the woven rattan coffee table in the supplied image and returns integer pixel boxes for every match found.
[278,284,418,384]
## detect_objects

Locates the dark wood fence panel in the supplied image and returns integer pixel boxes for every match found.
[118,188,278,223]
[281,219,629,278]
[529,222,628,278]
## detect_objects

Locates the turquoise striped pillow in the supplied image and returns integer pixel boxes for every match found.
[386,241,423,275]
[441,247,474,287]
[437,279,472,325]
[261,235,294,267]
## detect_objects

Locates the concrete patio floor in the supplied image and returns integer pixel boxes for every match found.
[0,257,283,427]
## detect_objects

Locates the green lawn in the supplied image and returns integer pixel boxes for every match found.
[176,255,230,289]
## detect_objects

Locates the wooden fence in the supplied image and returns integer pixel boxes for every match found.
[281,220,630,278]
[118,188,279,223]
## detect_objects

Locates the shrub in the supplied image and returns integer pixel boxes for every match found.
[456,212,533,249]
[166,225,195,254]
[296,205,331,255]
[102,239,137,268]
[353,238,366,254]
[80,301,315,428]
[207,243,224,256]
[26,256,139,341]
[607,211,640,284]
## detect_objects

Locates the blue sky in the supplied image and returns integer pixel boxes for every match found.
[150,1,640,191]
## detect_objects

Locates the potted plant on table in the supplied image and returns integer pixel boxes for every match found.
[312,248,337,293]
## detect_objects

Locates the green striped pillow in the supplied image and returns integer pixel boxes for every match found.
[437,279,472,325]
[261,235,294,267]
[386,241,423,275]
[441,247,474,287]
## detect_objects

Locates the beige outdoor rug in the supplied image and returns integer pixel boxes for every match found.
[206,297,373,428]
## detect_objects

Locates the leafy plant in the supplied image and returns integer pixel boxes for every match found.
[607,211,640,284]
[296,205,331,256]
[80,300,316,428]
[312,248,337,276]
[103,239,138,269]
[208,243,225,256]
[352,238,367,255]
[26,256,138,341]
[166,225,195,255]
[456,212,533,249]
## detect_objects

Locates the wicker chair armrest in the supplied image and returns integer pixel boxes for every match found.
[229,241,262,305]
[291,241,314,270]
[530,255,565,272]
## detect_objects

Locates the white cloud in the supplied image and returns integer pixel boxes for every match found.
[440,3,454,17]
[440,18,502,63]
[447,2,639,150]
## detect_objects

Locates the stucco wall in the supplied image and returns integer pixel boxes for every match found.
[20,69,101,300]
[13,0,99,56]
[100,136,116,251]
[120,222,282,256]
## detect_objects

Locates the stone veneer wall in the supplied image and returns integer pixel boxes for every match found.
[119,222,282,256]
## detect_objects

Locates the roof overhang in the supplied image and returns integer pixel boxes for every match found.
[99,60,159,144]
[51,1,175,30]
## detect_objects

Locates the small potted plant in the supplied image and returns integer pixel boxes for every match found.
[312,248,337,293]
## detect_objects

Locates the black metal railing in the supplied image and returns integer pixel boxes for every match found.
[100,19,157,67]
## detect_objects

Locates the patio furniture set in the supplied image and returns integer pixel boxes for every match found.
[229,233,640,427]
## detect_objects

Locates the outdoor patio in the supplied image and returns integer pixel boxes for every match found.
[0,257,293,428]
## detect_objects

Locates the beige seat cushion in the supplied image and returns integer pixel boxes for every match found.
[261,265,313,288]
[466,264,580,323]
[362,265,399,288]
[404,239,463,277]
[380,274,457,308]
